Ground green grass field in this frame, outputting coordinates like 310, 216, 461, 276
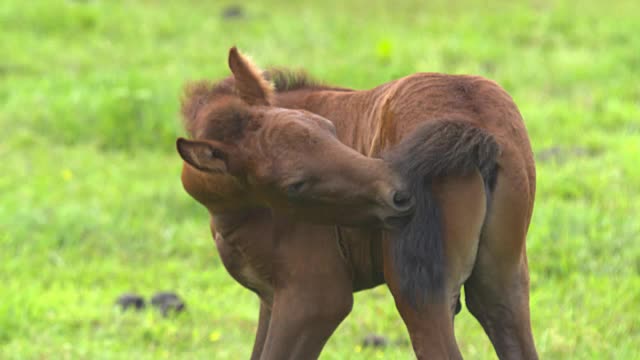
2, 0, 639, 358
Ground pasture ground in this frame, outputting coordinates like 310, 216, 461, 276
2, 0, 639, 358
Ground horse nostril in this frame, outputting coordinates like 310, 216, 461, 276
392, 190, 413, 208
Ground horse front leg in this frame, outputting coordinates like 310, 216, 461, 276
258, 223, 354, 360
258, 283, 352, 360
249, 300, 271, 360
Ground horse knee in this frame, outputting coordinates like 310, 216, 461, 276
279, 287, 353, 327
309, 292, 353, 325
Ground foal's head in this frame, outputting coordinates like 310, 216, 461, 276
177, 47, 413, 228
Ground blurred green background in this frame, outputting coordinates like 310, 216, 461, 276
1, 0, 639, 358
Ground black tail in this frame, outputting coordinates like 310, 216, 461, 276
383, 119, 500, 307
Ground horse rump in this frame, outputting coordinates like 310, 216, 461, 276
383, 119, 500, 307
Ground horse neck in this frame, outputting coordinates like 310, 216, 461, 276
210, 207, 271, 239
275, 85, 394, 156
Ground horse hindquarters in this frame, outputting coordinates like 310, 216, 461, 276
381, 118, 499, 359
463, 159, 539, 359
383, 171, 487, 359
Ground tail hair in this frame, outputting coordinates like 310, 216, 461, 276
383, 119, 500, 307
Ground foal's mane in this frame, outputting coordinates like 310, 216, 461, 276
180, 68, 350, 137
265, 68, 350, 93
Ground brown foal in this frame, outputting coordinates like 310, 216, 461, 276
177, 47, 538, 359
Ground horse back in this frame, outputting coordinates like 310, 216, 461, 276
380, 72, 536, 207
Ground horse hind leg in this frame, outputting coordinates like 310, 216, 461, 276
384, 249, 461, 358
464, 170, 539, 359
385, 287, 462, 360
383, 172, 487, 359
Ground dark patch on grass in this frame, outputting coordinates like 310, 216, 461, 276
116, 293, 146, 312
362, 334, 389, 348
221, 5, 244, 20
151, 292, 186, 317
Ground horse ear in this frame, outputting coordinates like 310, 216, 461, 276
228, 47, 273, 106
176, 137, 236, 174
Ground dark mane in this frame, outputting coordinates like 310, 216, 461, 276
180, 68, 350, 138
264, 68, 351, 92
181, 78, 236, 137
